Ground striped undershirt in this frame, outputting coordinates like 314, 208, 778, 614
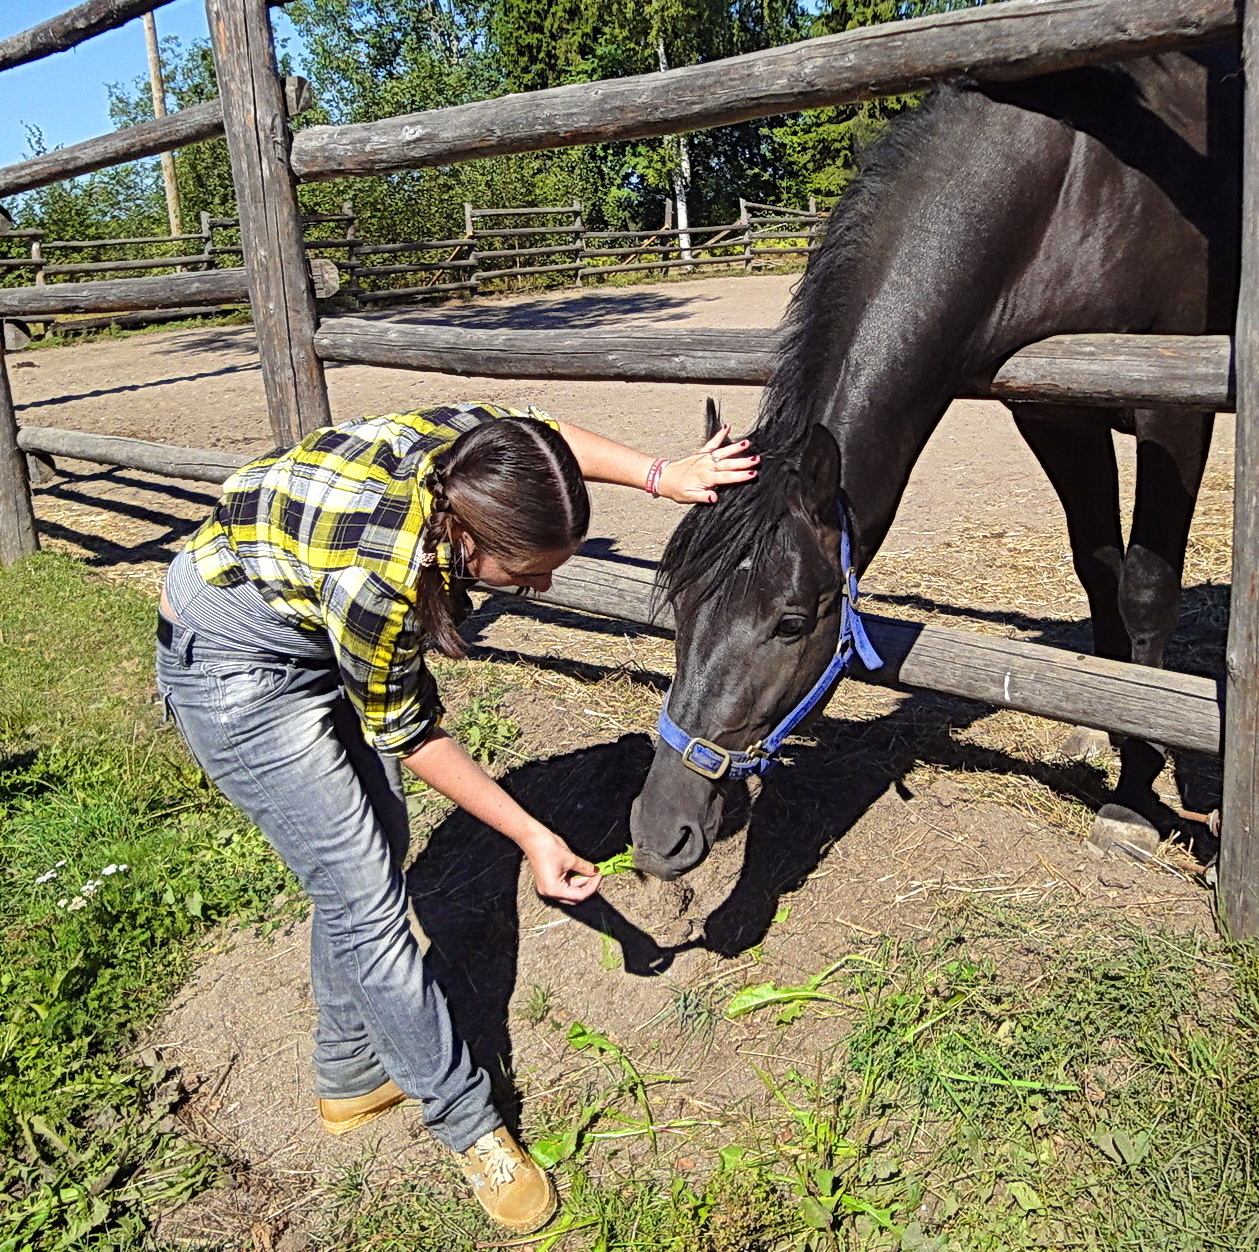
165, 547, 332, 660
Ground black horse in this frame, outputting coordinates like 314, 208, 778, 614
630, 47, 1241, 880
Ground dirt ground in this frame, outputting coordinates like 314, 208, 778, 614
8, 273, 1233, 1247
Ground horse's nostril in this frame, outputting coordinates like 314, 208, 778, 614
665, 825, 697, 861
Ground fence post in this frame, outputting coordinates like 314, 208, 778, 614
199, 210, 213, 269
30, 235, 43, 286
1221, 3, 1259, 940
739, 198, 752, 272
571, 201, 584, 288
342, 198, 361, 300
0, 338, 38, 565
205, 0, 330, 445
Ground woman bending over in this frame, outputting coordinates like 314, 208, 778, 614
156, 402, 756, 1234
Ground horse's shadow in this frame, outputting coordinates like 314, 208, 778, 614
407, 579, 1227, 1117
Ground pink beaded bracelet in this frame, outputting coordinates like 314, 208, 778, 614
644, 457, 669, 497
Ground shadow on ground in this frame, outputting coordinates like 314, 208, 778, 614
409, 577, 1226, 1120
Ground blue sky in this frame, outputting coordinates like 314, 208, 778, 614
0, 1, 302, 167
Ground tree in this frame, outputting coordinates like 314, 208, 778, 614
771, 0, 993, 205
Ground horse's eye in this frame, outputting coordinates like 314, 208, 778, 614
774, 615, 807, 639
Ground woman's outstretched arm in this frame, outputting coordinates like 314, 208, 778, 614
556, 420, 759, 505
402, 728, 601, 905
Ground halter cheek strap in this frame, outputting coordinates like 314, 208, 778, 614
656, 507, 883, 781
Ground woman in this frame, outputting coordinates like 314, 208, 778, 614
155, 402, 757, 1233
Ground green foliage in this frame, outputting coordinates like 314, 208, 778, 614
3, 124, 165, 277
0, 555, 295, 1249
772, 1, 996, 204
445, 685, 521, 765
3, 0, 996, 259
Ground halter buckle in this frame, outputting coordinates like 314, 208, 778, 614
681, 737, 733, 780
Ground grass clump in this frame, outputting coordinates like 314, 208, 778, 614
320, 905, 1259, 1251
726, 907, 1259, 1251
0, 554, 293, 1249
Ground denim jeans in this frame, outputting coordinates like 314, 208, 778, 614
155, 610, 498, 1152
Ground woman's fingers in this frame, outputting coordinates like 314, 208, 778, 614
699, 423, 731, 452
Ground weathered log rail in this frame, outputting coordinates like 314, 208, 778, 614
0, 259, 338, 317
0, 77, 311, 200
498, 554, 1223, 756
0, 0, 290, 73
290, 0, 1240, 180
16, 426, 247, 483
311, 323, 1238, 412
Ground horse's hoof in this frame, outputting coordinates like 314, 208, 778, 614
1088, 803, 1160, 862
1061, 726, 1112, 762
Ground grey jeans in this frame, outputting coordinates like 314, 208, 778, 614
155, 611, 498, 1152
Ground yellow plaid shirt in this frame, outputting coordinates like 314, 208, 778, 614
185, 402, 553, 756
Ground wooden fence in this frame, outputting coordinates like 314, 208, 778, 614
0, 196, 823, 326
0, 0, 1256, 936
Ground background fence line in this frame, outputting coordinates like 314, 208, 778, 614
0, 196, 826, 335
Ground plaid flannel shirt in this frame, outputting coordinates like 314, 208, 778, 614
184, 402, 555, 756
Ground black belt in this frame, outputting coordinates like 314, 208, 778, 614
157, 614, 177, 649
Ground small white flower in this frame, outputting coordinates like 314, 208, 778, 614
55, 859, 66, 868
81, 880, 103, 897
101, 863, 129, 876
56, 897, 68, 909
67, 897, 87, 911
34, 869, 58, 884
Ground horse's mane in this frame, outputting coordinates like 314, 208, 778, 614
658, 88, 959, 605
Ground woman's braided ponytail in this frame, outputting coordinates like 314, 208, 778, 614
417, 416, 588, 658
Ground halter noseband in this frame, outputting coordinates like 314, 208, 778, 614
655, 506, 883, 781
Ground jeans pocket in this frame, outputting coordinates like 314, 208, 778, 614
199, 660, 293, 715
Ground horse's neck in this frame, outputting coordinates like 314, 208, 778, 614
801, 56, 1228, 573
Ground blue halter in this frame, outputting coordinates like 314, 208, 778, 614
656, 508, 883, 781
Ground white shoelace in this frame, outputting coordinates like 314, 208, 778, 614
468, 1134, 519, 1189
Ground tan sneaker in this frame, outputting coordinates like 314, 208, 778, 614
318, 1079, 408, 1135
457, 1126, 558, 1233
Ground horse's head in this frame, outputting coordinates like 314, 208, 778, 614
631, 419, 845, 879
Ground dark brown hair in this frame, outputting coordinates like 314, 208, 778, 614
418, 416, 589, 657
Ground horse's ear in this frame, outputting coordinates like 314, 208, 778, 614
704, 397, 722, 441
797, 424, 840, 518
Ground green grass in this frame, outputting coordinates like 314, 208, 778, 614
324, 904, 1259, 1252
3, 554, 1258, 1251
0, 554, 293, 1250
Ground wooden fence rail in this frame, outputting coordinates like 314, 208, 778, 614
0, 77, 311, 200
0, 201, 825, 314
311, 323, 1237, 412
520, 554, 1222, 757
289, 0, 1238, 180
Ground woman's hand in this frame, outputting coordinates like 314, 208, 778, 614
659, 425, 760, 504
520, 829, 602, 904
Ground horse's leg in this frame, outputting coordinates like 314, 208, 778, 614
1010, 404, 1127, 759
1110, 408, 1215, 828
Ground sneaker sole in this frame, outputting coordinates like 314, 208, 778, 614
318, 1091, 407, 1136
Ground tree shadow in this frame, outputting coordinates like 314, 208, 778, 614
30, 468, 217, 569
350, 288, 717, 332
15, 360, 262, 411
